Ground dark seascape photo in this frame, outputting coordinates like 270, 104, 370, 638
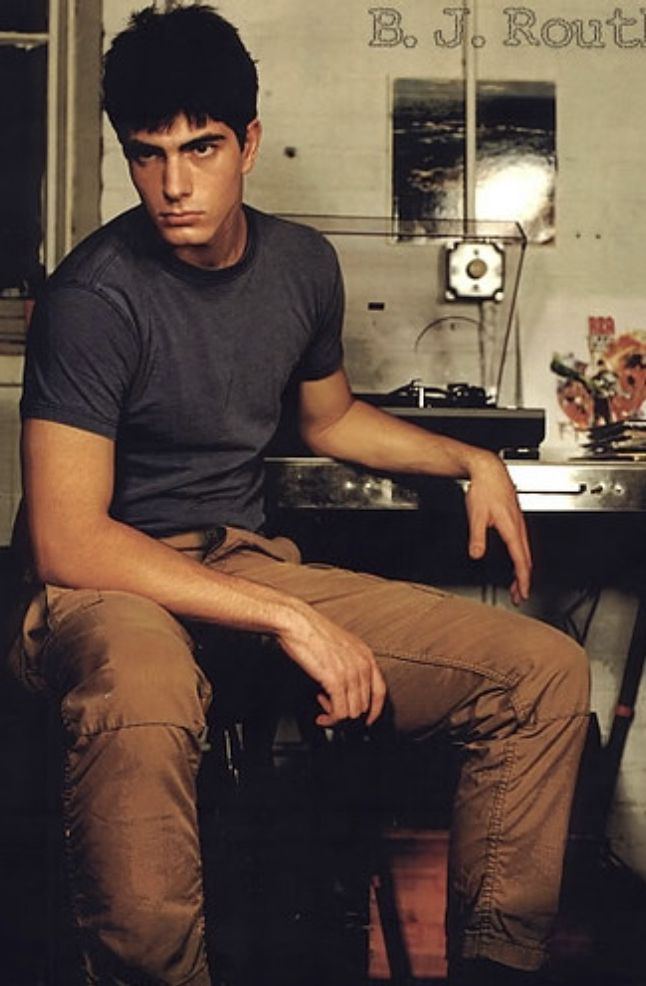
393, 78, 556, 244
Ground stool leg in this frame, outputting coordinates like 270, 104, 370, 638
372, 853, 414, 986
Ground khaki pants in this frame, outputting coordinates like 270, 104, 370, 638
9, 526, 590, 985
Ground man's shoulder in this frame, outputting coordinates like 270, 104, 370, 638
248, 206, 338, 268
50, 207, 152, 294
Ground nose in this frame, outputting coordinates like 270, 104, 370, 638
162, 154, 191, 202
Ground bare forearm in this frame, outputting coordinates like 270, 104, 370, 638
28, 512, 388, 724
302, 395, 531, 601
29, 512, 306, 637
303, 397, 495, 480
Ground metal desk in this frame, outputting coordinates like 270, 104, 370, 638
265, 457, 646, 514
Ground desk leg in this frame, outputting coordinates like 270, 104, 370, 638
599, 594, 646, 828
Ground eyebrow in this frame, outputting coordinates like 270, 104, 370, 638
124, 131, 226, 159
179, 133, 226, 152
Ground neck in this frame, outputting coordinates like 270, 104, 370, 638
173, 206, 248, 270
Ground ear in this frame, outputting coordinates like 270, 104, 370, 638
241, 118, 262, 175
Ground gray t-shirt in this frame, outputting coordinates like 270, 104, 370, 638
21, 205, 344, 536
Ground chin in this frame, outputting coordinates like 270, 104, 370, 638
158, 228, 207, 247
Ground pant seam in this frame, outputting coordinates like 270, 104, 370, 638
376, 652, 590, 726
375, 648, 527, 719
375, 648, 520, 687
462, 928, 548, 967
60, 719, 206, 737
530, 709, 590, 724
60, 748, 92, 984
476, 736, 517, 930
463, 932, 547, 954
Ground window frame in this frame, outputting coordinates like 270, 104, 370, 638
0, 0, 102, 353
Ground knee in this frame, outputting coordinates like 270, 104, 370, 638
93, 906, 206, 984
523, 623, 590, 719
48, 590, 210, 735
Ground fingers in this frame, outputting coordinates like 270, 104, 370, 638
493, 523, 532, 603
278, 607, 387, 729
466, 477, 532, 602
466, 484, 494, 561
325, 662, 386, 726
467, 510, 487, 561
315, 692, 335, 727
366, 664, 387, 725
510, 574, 532, 607
314, 649, 386, 728
495, 503, 532, 602
508, 523, 532, 602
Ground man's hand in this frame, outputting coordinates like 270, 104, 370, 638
276, 606, 387, 728
298, 372, 533, 605
464, 452, 532, 605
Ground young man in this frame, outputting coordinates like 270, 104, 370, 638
12, 5, 589, 985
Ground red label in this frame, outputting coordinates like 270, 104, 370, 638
588, 316, 615, 336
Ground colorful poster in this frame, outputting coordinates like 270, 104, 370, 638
552, 316, 646, 431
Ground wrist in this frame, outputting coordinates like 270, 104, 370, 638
463, 446, 502, 482
269, 595, 314, 641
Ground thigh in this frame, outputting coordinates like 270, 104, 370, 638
210, 542, 588, 736
12, 585, 211, 736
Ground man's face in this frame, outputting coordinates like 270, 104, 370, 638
124, 114, 261, 268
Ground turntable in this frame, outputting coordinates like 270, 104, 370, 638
355, 380, 544, 458
268, 378, 544, 459
270, 215, 544, 459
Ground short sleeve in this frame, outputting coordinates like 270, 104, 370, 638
295, 241, 345, 382
21, 284, 140, 439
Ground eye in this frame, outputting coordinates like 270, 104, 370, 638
125, 143, 161, 165
191, 141, 217, 158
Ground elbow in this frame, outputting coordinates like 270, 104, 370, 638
29, 532, 70, 586
300, 426, 345, 460
299, 425, 330, 458
299, 412, 350, 458
27, 516, 102, 588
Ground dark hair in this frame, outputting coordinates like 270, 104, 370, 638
102, 3, 258, 147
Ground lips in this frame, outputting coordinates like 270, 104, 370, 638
160, 211, 203, 225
